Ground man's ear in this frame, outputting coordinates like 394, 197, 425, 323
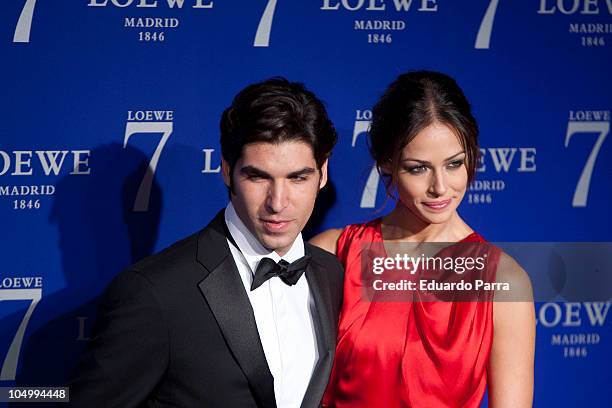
221, 158, 231, 187
319, 159, 329, 189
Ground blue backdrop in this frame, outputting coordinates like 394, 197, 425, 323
1, 0, 611, 406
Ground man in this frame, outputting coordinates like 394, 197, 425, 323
68, 78, 343, 407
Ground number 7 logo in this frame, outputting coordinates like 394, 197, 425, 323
254, 0, 278, 47
475, 0, 499, 49
124, 122, 173, 212
565, 121, 609, 207
14, 0, 38, 43
353, 120, 380, 209
1, 289, 42, 381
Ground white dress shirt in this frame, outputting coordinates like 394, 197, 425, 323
224, 203, 319, 408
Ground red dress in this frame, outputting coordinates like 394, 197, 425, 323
323, 219, 501, 408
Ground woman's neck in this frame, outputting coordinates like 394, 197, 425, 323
381, 205, 473, 243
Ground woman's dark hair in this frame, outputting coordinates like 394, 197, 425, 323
220, 77, 337, 189
368, 70, 479, 195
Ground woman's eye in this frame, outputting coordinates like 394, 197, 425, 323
406, 165, 427, 174
447, 160, 464, 169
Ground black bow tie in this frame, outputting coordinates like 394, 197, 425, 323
250, 255, 311, 291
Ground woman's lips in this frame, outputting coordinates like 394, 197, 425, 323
422, 199, 451, 211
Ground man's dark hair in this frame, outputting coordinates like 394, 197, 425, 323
220, 77, 337, 191
369, 70, 480, 194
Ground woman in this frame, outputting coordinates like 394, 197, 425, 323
311, 71, 535, 407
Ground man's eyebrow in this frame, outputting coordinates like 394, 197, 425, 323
401, 151, 465, 164
287, 167, 316, 178
239, 166, 271, 178
239, 166, 317, 178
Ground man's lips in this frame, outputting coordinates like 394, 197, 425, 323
260, 218, 293, 232
421, 199, 451, 211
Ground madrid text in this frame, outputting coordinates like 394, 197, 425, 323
0, 150, 91, 211
89, 0, 213, 43
538, 0, 612, 47
467, 147, 536, 205
538, 301, 610, 358
321, 0, 438, 45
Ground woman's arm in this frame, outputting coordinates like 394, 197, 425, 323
488, 253, 536, 408
309, 228, 343, 255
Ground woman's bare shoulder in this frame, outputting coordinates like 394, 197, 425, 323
496, 252, 533, 301
309, 228, 344, 255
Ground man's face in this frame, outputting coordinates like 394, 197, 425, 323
222, 141, 328, 256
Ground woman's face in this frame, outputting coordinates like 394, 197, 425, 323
392, 123, 469, 225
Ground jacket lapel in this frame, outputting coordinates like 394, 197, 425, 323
301, 246, 337, 408
196, 211, 276, 408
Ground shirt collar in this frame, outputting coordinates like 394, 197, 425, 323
224, 202, 305, 274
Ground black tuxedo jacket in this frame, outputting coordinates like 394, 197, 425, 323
68, 211, 344, 408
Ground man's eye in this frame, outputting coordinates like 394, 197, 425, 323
290, 176, 308, 182
247, 175, 264, 181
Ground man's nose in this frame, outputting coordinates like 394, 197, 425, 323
265, 180, 289, 213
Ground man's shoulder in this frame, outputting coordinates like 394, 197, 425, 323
131, 231, 200, 276
305, 242, 344, 304
104, 232, 202, 297
305, 242, 342, 271
127, 209, 227, 283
